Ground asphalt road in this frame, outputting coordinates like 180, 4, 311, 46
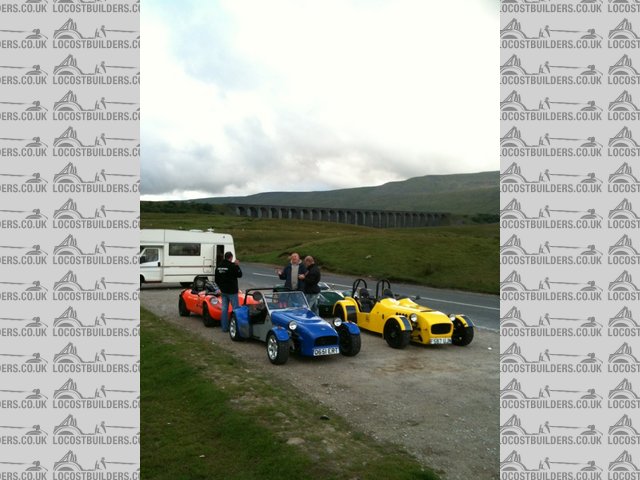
143, 262, 499, 331
241, 262, 500, 332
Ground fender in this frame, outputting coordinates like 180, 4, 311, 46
389, 315, 412, 331
270, 326, 291, 342
452, 314, 474, 328
339, 321, 360, 335
333, 299, 358, 323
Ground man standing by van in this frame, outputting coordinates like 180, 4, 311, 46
214, 251, 242, 333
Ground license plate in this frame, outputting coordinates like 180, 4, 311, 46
313, 347, 340, 356
430, 338, 452, 345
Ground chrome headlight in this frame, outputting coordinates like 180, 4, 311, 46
449, 314, 456, 321
210, 297, 219, 305
333, 317, 342, 327
288, 321, 298, 331
409, 313, 418, 323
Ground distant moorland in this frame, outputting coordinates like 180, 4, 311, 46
145, 170, 499, 217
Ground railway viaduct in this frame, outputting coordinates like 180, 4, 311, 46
227, 204, 450, 228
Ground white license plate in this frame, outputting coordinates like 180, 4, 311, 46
313, 347, 340, 356
430, 338, 452, 345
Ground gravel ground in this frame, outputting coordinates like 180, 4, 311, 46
141, 285, 499, 480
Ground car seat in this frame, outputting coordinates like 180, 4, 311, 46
358, 288, 375, 313
381, 288, 394, 299
191, 276, 207, 293
249, 302, 267, 323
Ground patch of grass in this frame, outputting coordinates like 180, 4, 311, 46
140, 213, 498, 294
141, 307, 440, 480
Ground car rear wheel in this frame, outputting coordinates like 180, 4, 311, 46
178, 297, 190, 317
338, 327, 361, 357
452, 322, 474, 346
266, 332, 289, 365
384, 320, 410, 349
202, 305, 215, 328
229, 314, 242, 342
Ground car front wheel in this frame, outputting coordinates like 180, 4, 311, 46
266, 332, 289, 365
452, 322, 474, 346
338, 327, 361, 356
384, 320, 410, 349
202, 305, 215, 328
178, 297, 190, 317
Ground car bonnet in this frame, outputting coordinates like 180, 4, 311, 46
271, 309, 338, 335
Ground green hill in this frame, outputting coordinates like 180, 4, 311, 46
190, 171, 498, 215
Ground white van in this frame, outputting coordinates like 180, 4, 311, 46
139, 229, 235, 286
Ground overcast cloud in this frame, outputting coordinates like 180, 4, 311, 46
141, 0, 498, 200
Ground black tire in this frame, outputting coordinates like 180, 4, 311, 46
338, 327, 361, 357
384, 320, 410, 349
178, 297, 190, 317
202, 305, 215, 328
180, 282, 192, 287
229, 314, 242, 342
266, 332, 289, 365
452, 322, 474, 346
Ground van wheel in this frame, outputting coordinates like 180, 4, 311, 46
180, 282, 191, 287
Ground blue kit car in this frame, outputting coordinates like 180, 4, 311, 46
229, 289, 361, 364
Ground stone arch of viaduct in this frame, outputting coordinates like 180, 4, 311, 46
227, 204, 450, 228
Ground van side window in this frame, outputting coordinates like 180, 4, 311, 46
143, 248, 159, 263
168, 243, 201, 256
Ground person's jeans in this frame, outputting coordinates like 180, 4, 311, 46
220, 293, 239, 331
305, 293, 319, 315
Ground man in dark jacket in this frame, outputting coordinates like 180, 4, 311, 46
276, 252, 307, 290
214, 251, 242, 333
299, 255, 321, 314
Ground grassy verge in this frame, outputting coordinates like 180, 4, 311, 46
141, 307, 440, 480
140, 213, 499, 294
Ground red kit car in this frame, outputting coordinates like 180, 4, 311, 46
178, 276, 256, 327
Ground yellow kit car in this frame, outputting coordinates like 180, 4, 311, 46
333, 279, 474, 349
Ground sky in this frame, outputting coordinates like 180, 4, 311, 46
141, 0, 498, 201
